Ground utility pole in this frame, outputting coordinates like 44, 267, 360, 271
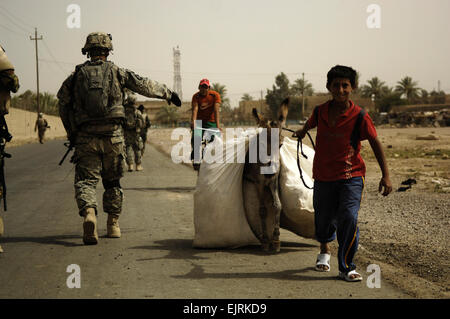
301, 72, 305, 119
438, 80, 441, 92
30, 28, 43, 114
260, 90, 263, 113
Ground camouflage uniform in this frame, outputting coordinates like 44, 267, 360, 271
57, 33, 178, 221
124, 102, 144, 170
138, 105, 151, 155
0, 45, 19, 252
34, 113, 49, 144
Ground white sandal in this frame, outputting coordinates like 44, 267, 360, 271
339, 270, 363, 282
315, 253, 331, 272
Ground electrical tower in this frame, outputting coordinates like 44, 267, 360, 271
172, 46, 182, 101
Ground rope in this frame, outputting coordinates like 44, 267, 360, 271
282, 127, 315, 189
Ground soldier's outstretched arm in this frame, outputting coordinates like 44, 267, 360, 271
119, 69, 181, 106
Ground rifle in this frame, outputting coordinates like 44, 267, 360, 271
59, 141, 74, 166
0, 115, 12, 211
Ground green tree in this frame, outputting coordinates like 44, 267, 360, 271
211, 83, 231, 109
429, 90, 446, 104
210, 82, 233, 122
291, 78, 314, 97
360, 77, 389, 99
240, 93, 253, 102
420, 89, 429, 104
395, 76, 420, 102
265, 72, 290, 118
155, 105, 179, 124
10, 90, 59, 115
377, 92, 406, 113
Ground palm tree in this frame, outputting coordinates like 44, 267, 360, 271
395, 76, 420, 102
211, 82, 231, 108
360, 77, 388, 100
241, 93, 253, 102
291, 78, 314, 96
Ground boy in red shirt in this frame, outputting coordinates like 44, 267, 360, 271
190, 78, 221, 169
294, 65, 392, 282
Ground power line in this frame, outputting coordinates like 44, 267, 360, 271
0, 5, 34, 30
41, 39, 70, 75
0, 23, 28, 38
0, 10, 33, 34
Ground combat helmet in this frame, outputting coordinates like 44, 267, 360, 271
0, 45, 14, 72
82, 32, 113, 55
125, 95, 137, 106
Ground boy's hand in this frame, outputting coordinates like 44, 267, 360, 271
378, 176, 393, 196
292, 128, 306, 139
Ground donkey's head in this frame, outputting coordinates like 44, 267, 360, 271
245, 98, 289, 182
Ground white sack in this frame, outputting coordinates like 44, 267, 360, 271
279, 137, 315, 239
193, 130, 260, 248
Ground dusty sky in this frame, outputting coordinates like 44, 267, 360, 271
1, 0, 449, 107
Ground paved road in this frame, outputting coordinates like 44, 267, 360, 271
0, 140, 410, 299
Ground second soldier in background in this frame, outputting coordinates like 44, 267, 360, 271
124, 96, 144, 172
138, 104, 151, 155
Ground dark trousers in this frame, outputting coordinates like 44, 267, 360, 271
313, 177, 364, 273
190, 121, 219, 163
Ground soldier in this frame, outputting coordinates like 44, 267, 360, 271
34, 112, 50, 144
138, 104, 151, 155
124, 97, 144, 172
57, 32, 181, 245
0, 45, 19, 253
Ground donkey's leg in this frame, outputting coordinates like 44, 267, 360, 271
243, 179, 264, 244
259, 204, 270, 251
266, 180, 282, 252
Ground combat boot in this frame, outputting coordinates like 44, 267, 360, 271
136, 164, 143, 171
107, 214, 121, 238
128, 164, 134, 172
82, 208, 98, 245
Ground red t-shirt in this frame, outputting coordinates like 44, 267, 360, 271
306, 100, 377, 181
192, 90, 221, 122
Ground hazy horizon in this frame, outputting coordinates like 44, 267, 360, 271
1, 0, 449, 108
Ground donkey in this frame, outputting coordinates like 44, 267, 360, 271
242, 98, 289, 253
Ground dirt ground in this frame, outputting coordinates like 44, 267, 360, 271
148, 125, 450, 298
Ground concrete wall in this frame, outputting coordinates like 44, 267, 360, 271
5, 108, 66, 146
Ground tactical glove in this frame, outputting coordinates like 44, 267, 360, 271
168, 92, 182, 107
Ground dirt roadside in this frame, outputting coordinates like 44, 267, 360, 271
148, 126, 450, 299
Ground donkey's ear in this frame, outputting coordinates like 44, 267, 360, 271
252, 108, 261, 123
278, 97, 290, 125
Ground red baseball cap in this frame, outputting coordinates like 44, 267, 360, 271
199, 78, 210, 87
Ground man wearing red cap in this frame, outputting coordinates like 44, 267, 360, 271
190, 78, 221, 170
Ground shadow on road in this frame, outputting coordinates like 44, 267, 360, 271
174, 263, 338, 282
123, 187, 195, 193
1, 234, 83, 247
130, 239, 330, 282
130, 238, 316, 261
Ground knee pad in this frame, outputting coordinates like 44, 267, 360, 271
102, 179, 121, 190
